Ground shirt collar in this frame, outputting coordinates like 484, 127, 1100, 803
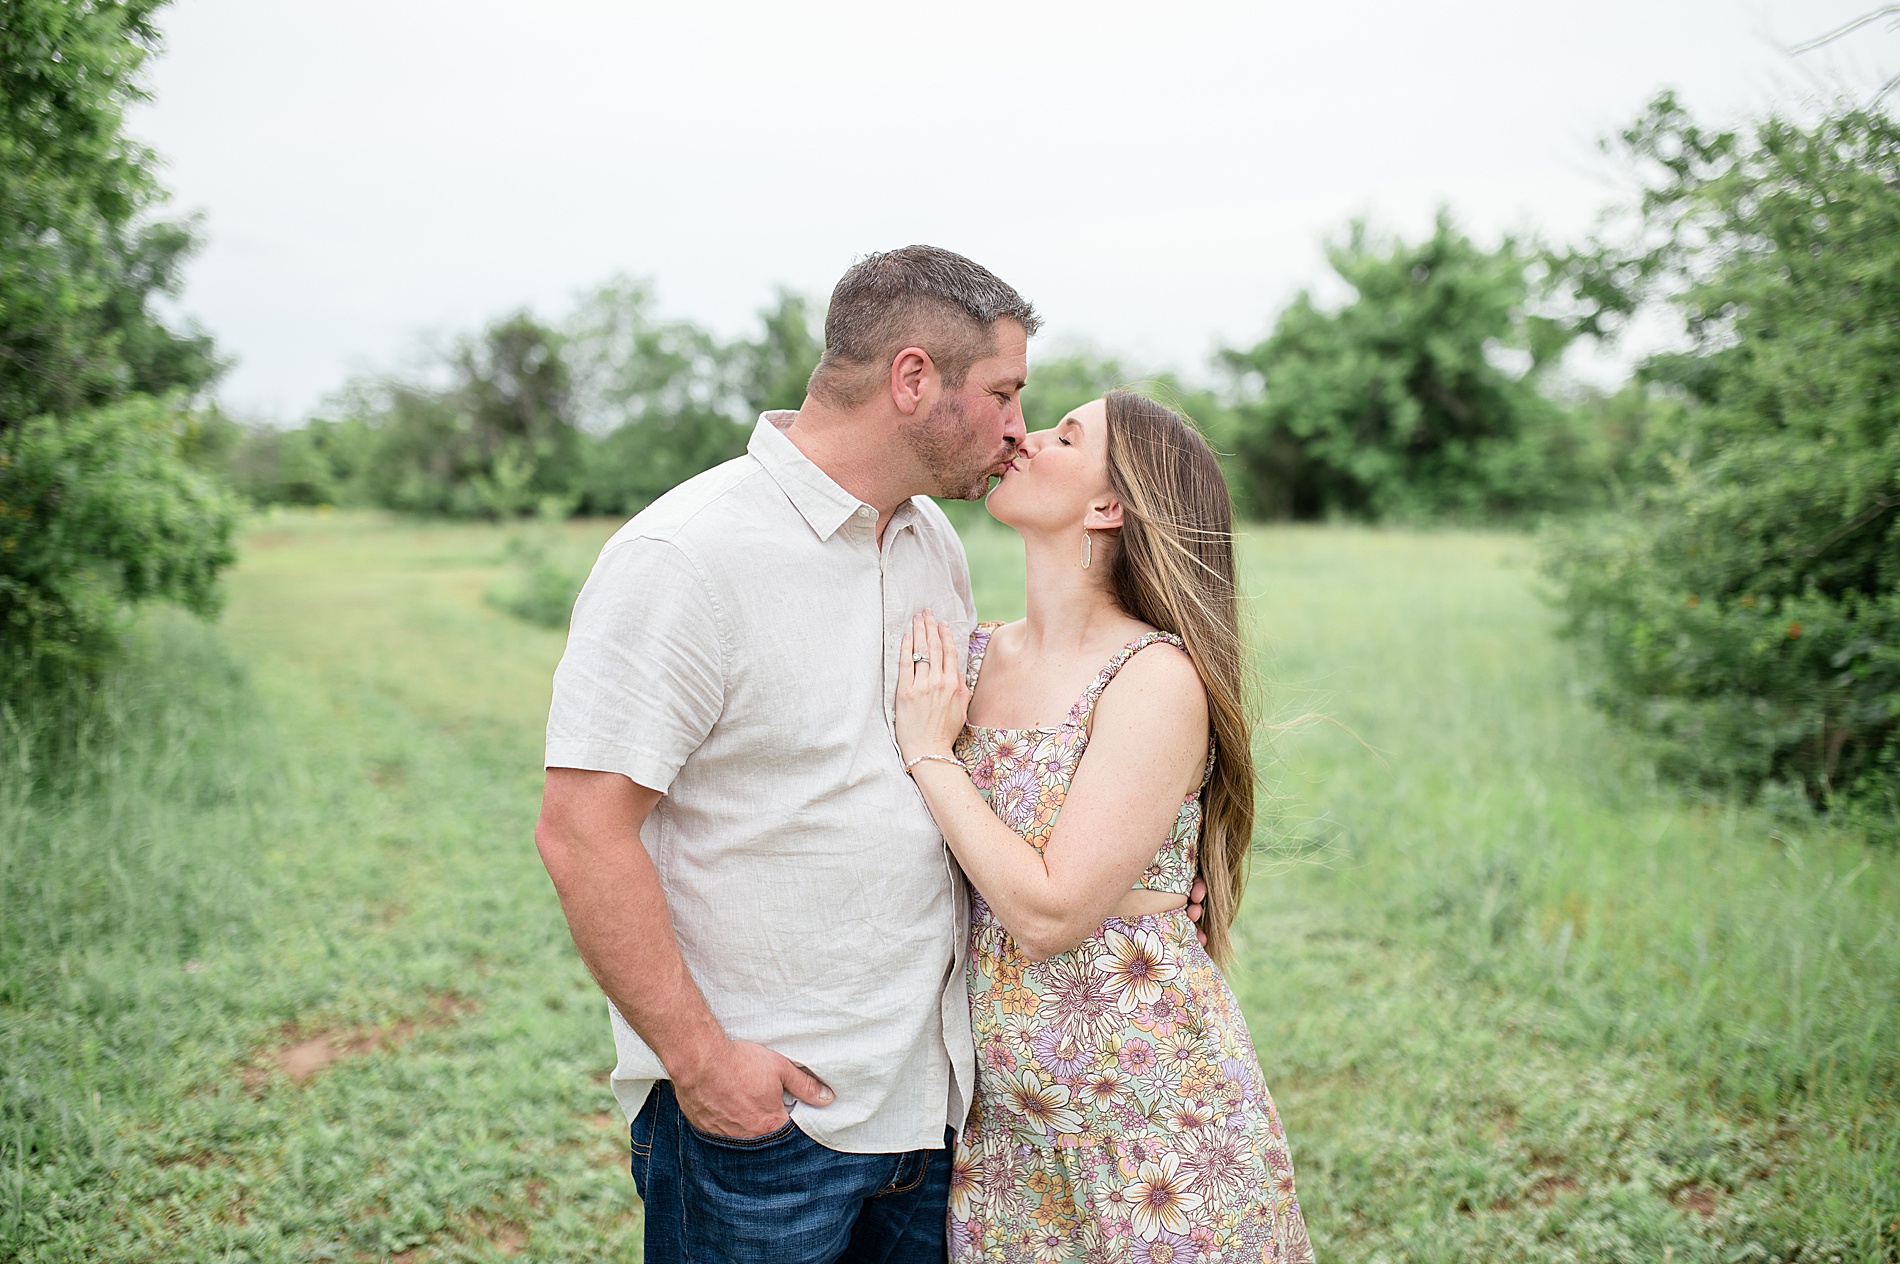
747, 411, 925, 542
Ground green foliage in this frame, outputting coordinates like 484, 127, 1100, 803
1546, 96, 1900, 820
564, 277, 750, 515
0, 396, 237, 696
220, 280, 827, 520
345, 310, 580, 519
1021, 348, 1138, 430
216, 414, 373, 506
0, 0, 234, 703
1221, 214, 1590, 521
483, 534, 587, 629
733, 287, 823, 415
0, 0, 220, 421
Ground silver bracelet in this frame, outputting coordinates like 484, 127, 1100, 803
903, 752, 964, 776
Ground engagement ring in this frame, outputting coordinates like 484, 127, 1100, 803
912, 653, 931, 664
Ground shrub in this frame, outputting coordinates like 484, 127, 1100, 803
0, 396, 239, 698
484, 536, 586, 630
1545, 96, 1900, 823
1220, 213, 1590, 521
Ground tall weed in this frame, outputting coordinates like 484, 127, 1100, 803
0, 610, 281, 1252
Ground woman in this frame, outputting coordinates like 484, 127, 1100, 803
895, 391, 1313, 1264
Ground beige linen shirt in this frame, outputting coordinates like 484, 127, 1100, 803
545, 412, 977, 1154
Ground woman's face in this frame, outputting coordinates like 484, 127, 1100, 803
985, 396, 1114, 533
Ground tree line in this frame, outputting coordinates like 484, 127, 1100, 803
2, 1, 1893, 827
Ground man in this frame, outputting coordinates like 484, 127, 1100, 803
536, 245, 1036, 1262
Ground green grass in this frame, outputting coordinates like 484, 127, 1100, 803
4, 511, 1895, 1262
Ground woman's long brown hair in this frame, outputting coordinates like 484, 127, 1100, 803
1101, 391, 1254, 967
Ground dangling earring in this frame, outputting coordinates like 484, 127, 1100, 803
1081, 530, 1092, 569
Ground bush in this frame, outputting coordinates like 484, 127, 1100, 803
1, 1, 237, 705
1220, 213, 1591, 521
483, 535, 586, 629
1545, 96, 1900, 823
0, 396, 238, 699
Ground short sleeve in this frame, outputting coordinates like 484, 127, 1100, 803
544, 536, 725, 792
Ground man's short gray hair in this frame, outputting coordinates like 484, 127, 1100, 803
808, 245, 1041, 406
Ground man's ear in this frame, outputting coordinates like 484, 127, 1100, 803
1083, 498, 1123, 531
888, 346, 936, 417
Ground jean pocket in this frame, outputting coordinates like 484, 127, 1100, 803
686, 1117, 799, 1149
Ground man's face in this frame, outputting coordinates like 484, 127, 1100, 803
903, 320, 1030, 501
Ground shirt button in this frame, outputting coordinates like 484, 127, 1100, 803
858, 506, 875, 519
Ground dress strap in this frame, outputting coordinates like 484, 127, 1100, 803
1066, 630, 1189, 729
965, 621, 1002, 692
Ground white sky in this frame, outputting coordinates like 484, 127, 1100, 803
134, 0, 1893, 423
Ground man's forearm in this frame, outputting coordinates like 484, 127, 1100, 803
534, 773, 728, 1081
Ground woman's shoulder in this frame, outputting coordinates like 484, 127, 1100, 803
1097, 631, 1204, 710
1113, 632, 1198, 680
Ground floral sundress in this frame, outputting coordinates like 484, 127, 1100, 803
948, 623, 1314, 1264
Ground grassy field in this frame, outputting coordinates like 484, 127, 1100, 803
3, 510, 1895, 1262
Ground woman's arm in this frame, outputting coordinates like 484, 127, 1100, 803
897, 612, 1209, 961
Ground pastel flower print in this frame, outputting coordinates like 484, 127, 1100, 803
989, 730, 1033, 765
1078, 1066, 1130, 1108
947, 625, 1313, 1261
1117, 1037, 1158, 1075
1000, 1069, 1085, 1138
1033, 1025, 1096, 1079
981, 1144, 1026, 1218
1133, 987, 1185, 1036
1160, 1031, 1201, 1072
1115, 1135, 1164, 1181
1043, 954, 1121, 1044
1031, 1226, 1074, 1263
1095, 927, 1179, 1012
991, 763, 1042, 830
948, 1148, 984, 1219
1132, 1230, 1194, 1264
1123, 1152, 1204, 1239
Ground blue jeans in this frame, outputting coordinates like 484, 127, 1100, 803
628, 1081, 952, 1264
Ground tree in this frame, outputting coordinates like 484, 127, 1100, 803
733, 289, 822, 417
1546, 95, 1900, 821
0, 0, 219, 421
564, 278, 750, 515
1221, 213, 1583, 521
0, 0, 236, 699
335, 311, 578, 518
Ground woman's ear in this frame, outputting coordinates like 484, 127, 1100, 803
1082, 498, 1123, 531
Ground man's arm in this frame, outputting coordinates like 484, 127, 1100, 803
535, 766, 832, 1137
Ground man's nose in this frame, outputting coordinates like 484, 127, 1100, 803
1004, 402, 1028, 447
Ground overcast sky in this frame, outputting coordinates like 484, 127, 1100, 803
133, 0, 1891, 423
